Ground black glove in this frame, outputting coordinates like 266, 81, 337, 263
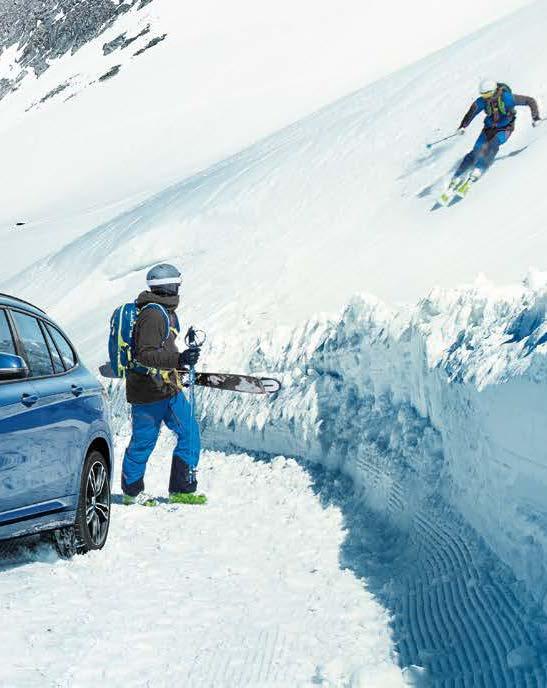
179, 347, 200, 368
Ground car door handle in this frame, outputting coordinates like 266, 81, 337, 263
71, 385, 84, 397
21, 393, 39, 407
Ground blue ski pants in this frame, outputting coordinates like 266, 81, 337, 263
122, 392, 200, 495
456, 128, 512, 177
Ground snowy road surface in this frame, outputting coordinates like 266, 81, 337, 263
0, 443, 402, 688
2, 436, 546, 686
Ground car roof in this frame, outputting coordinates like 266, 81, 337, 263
0, 292, 47, 317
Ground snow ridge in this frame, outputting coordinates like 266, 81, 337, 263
191, 275, 547, 681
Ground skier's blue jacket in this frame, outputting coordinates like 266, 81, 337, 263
460, 89, 539, 131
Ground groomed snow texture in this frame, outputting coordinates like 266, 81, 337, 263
0, 444, 402, 688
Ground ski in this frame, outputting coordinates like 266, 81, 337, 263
432, 176, 462, 210
99, 362, 281, 395
432, 189, 457, 210
432, 169, 481, 210
191, 372, 281, 394
453, 173, 479, 200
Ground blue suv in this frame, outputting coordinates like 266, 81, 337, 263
0, 293, 113, 556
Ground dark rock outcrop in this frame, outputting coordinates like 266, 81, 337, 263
0, 0, 156, 101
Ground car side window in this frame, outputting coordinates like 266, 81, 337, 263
10, 311, 54, 377
0, 310, 16, 355
46, 324, 77, 371
42, 324, 64, 374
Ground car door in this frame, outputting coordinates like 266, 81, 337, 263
41, 321, 101, 498
0, 308, 45, 515
8, 309, 81, 504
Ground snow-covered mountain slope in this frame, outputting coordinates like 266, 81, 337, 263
8, 1, 547, 360
0, 0, 533, 276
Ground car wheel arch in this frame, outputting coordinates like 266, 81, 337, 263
86, 436, 112, 476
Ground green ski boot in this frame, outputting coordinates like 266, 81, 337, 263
169, 492, 207, 505
123, 493, 158, 507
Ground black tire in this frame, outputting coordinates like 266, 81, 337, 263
53, 449, 111, 558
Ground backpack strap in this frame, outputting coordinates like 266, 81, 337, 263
139, 303, 171, 344
172, 312, 180, 338
130, 303, 178, 379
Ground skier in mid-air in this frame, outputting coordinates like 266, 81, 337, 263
121, 263, 205, 506
441, 79, 541, 202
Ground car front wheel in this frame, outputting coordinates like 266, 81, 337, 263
54, 449, 111, 558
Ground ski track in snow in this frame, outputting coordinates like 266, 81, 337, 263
352, 456, 547, 687
0, 440, 402, 688
5, 447, 546, 688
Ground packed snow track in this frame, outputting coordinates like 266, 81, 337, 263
353, 457, 547, 687
0, 445, 401, 688
2, 424, 547, 686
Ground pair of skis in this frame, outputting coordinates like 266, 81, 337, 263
432, 169, 480, 210
424, 130, 480, 210
426, 117, 545, 211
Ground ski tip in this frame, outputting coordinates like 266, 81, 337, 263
432, 192, 455, 211
260, 378, 282, 394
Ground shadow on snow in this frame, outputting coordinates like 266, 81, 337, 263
0, 534, 58, 573
246, 450, 547, 688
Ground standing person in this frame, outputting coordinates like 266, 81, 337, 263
121, 263, 205, 506
448, 79, 541, 195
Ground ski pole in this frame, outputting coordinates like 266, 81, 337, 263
426, 131, 463, 149
185, 326, 198, 483
184, 326, 206, 479
185, 326, 198, 416
184, 327, 206, 417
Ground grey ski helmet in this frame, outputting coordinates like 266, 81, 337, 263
146, 263, 182, 296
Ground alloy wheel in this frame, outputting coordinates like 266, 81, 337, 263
85, 461, 110, 547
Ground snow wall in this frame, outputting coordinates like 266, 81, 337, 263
189, 271, 547, 614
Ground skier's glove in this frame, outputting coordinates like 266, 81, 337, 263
179, 347, 200, 368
